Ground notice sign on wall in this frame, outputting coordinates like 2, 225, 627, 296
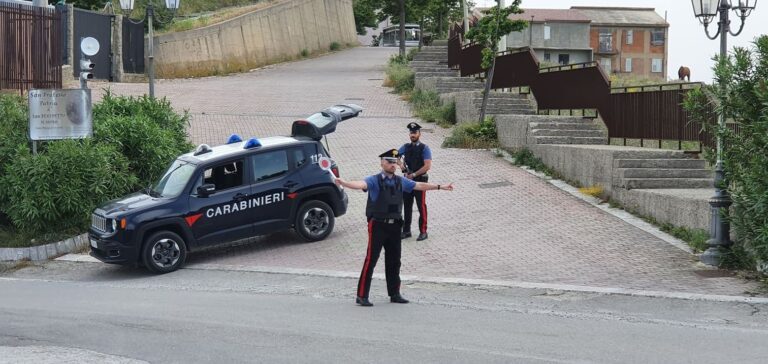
28, 89, 92, 141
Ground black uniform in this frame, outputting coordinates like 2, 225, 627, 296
357, 173, 409, 300
402, 142, 429, 235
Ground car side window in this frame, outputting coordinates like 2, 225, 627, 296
201, 159, 244, 192
293, 148, 307, 168
252, 150, 289, 182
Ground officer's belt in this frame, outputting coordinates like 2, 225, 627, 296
370, 218, 402, 224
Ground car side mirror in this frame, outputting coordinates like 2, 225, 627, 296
197, 184, 216, 197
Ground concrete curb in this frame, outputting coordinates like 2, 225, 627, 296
0, 233, 89, 262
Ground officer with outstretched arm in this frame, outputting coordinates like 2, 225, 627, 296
334, 149, 454, 307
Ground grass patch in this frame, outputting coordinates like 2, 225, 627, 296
578, 185, 605, 199
160, 1, 278, 34
410, 89, 456, 126
443, 117, 499, 149
300, 48, 309, 58
330, 42, 341, 51
384, 62, 414, 94
0, 224, 81, 248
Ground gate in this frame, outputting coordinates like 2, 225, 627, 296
73, 8, 112, 80
122, 19, 144, 74
0, 2, 62, 92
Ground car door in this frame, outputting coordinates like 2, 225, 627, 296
250, 149, 300, 234
188, 158, 254, 246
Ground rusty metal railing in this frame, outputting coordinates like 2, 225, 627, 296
0, 2, 62, 94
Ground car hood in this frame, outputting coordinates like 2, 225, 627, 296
97, 192, 168, 216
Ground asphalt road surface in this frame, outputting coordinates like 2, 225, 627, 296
2, 261, 768, 364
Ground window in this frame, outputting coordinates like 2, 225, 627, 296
599, 29, 613, 53
154, 160, 196, 198
625, 58, 632, 72
626, 30, 633, 45
544, 53, 551, 61
651, 29, 665, 45
293, 148, 307, 168
558, 54, 570, 65
600, 58, 612, 73
203, 159, 244, 192
544, 25, 551, 40
652, 58, 663, 73
252, 151, 288, 182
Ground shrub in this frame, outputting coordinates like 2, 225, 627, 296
93, 93, 193, 187
330, 42, 341, 51
409, 89, 456, 126
442, 117, 498, 149
385, 62, 414, 94
2, 140, 135, 234
579, 185, 604, 199
301, 48, 309, 58
0, 94, 29, 185
684, 35, 768, 268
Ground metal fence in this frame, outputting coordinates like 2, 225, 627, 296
447, 37, 717, 148
0, 2, 62, 93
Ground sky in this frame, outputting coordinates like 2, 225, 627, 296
475, 0, 768, 82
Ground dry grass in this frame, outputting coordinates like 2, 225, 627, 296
162, 0, 280, 34
578, 185, 605, 199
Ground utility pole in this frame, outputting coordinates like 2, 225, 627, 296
463, 0, 469, 37
399, 0, 406, 57
498, 0, 507, 52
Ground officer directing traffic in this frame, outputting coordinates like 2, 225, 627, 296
335, 149, 454, 307
399, 122, 432, 241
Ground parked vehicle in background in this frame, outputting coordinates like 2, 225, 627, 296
378, 24, 420, 47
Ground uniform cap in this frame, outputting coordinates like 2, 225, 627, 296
378, 149, 399, 158
407, 122, 422, 132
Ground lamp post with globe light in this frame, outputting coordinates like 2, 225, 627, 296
690, 0, 757, 265
118, 0, 181, 99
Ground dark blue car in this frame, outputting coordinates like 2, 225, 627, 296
88, 104, 362, 273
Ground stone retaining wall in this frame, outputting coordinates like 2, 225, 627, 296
0, 233, 89, 262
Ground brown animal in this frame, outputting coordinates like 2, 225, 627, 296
678, 66, 691, 81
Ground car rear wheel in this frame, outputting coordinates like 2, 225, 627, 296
142, 231, 187, 274
295, 200, 335, 242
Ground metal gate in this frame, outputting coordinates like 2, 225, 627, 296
122, 19, 144, 74
0, 2, 62, 92
73, 8, 112, 80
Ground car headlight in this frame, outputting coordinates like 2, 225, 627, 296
111, 219, 118, 232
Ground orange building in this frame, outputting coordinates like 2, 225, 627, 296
573, 7, 669, 79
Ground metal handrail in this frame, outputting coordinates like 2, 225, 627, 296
539, 61, 600, 73
611, 82, 703, 94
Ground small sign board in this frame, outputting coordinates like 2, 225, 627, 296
28, 89, 92, 141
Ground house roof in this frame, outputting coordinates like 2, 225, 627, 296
474, 8, 591, 23
571, 7, 668, 27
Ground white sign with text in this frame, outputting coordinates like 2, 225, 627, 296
28, 89, 92, 141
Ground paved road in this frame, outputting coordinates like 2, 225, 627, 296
84, 47, 762, 296
2, 262, 768, 363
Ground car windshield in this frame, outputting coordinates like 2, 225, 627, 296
152, 160, 196, 198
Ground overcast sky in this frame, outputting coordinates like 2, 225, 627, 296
475, 0, 767, 82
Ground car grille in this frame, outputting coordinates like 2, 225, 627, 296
91, 214, 110, 233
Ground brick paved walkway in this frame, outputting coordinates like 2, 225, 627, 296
94, 48, 761, 296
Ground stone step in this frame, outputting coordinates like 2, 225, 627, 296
612, 150, 696, 160
436, 88, 486, 93
473, 100, 532, 107
533, 136, 607, 145
619, 178, 713, 190
617, 168, 713, 179
483, 105, 535, 112
528, 122, 603, 130
530, 129, 606, 137
614, 159, 707, 169
415, 72, 461, 78
412, 67, 456, 73
486, 109, 536, 115
412, 56, 447, 61
436, 83, 484, 89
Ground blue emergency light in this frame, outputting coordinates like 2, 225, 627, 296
243, 138, 262, 149
227, 134, 243, 144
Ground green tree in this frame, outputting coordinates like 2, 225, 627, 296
353, 0, 379, 35
684, 35, 768, 267
464, 0, 527, 122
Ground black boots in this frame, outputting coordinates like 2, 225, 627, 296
356, 296, 373, 307
389, 294, 409, 304
416, 232, 428, 241
401, 231, 412, 239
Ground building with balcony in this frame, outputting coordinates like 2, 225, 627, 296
573, 7, 669, 79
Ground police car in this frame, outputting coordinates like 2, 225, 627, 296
88, 104, 361, 273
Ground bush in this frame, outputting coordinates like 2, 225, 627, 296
410, 89, 456, 126
442, 117, 498, 149
2, 140, 135, 234
301, 48, 309, 58
0, 94, 30, 207
330, 42, 341, 51
684, 35, 768, 268
93, 92, 193, 187
384, 62, 414, 94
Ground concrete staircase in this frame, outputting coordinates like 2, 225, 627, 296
613, 155, 713, 190
410, 46, 459, 78
528, 117, 607, 145
474, 92, 535, 116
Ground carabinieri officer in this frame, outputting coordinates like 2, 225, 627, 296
335, 149, 454, 307
399, 122, 432, 241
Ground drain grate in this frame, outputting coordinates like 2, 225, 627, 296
478, 181, 513, 189
693, 270, 736, 278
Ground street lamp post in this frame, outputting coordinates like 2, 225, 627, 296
690, 0, 756, 266
119, 0, 181, 99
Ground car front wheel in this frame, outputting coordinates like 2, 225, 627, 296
142, 231, 187, 274
295, 200, 335, 242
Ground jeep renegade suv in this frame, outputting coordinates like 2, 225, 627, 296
88, 104, 361, 273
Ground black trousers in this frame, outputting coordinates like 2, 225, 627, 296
357, 219, 402, 299
403, 189, 427, 234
